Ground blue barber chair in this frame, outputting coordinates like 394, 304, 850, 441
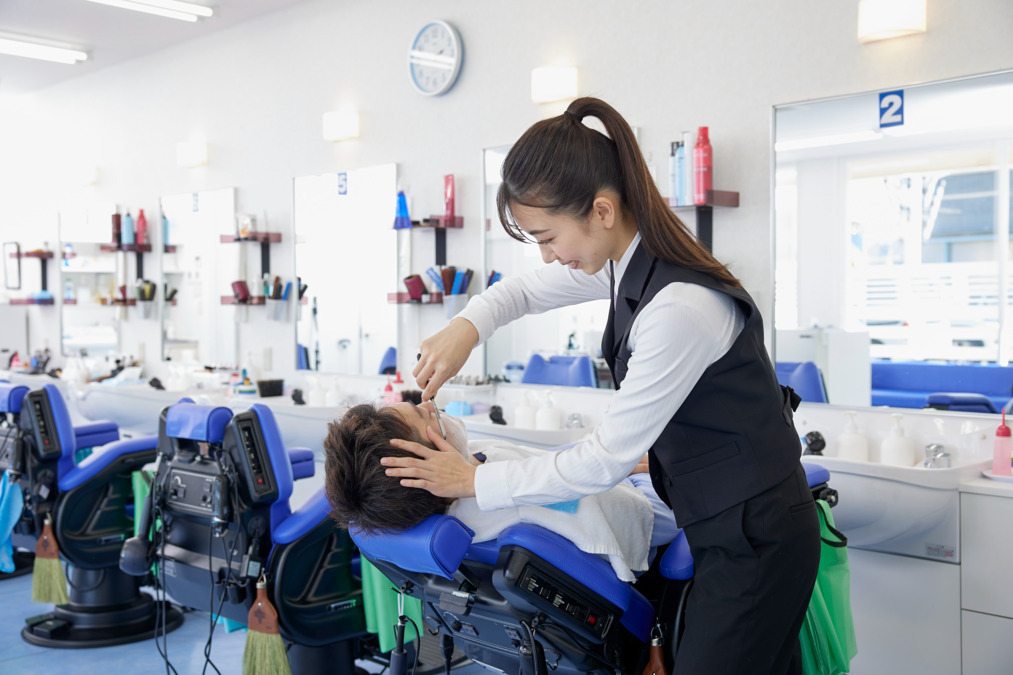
775, 361, 829, 404
4, 383, 185, 648
129, 401, 373, 673
522, 354, 597, 388
351, 462, 837, 674
925, 392, 1004, 414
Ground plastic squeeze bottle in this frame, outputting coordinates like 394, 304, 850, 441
836, 411, 870, 462
136, 209, 148, 245
992, 410, 1012, 476
693, 126, 712, 205
880, 413, 917, 467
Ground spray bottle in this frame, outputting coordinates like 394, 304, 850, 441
693, 126, 712, 205
991, 410, 1012, 476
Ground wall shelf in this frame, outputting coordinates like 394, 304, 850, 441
396, 217, 464, 266
10, 250, 54, 292
9, 298, 54, 305
220, 232, 282, 275
221, 295, 267, 306
388, 292, 443, 304
668, 190, 740, 251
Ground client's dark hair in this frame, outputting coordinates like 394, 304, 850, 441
324, 403, 450, 534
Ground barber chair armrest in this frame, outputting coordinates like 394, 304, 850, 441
287, 448, 315, 480
0, 383, 29, 413
58, 435, 158, 492
926, 392, 1000, 414
165, 402, 233, 443
802, 462, 830, 488
659, 531, 693, 580
350, 514, 475, 580
74, 420, 120, 450
273, 489, 329, 545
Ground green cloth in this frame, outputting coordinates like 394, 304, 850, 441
801, 499, 859, 675
361, 558, 422, 653
131, 470, 153, 537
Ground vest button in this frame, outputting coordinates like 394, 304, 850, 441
665, 476, 673, 485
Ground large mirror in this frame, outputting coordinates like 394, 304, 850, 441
482, 146, 611, 382
58, 196, 122, 358
773, 70, 1013, 409
160, 188, 237, 365
294, 164, 397, 374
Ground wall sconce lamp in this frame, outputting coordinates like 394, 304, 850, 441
858, 0, 927, 43
176, 141, 207, 168
322, 110, 360, 142
531, 66, 578, 103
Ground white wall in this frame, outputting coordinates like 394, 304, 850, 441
1, 0, 1011, 379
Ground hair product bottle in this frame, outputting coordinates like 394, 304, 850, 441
836, 411, 869, 462
682, 131, 694, 206
669, 142, 681, 205
880, 413, 916, 467
693, 126, 712, 205
991, 410, 1012, 476
136, 209, 147, 246
111, 212, 122, 244
121, 211, 135, 246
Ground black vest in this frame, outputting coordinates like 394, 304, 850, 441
602, 245, 801, 526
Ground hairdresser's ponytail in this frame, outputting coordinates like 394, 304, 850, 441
564, 99, 741, 289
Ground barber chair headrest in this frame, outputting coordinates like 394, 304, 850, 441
350, 514, 475, 580
0, 382, 29, 414
18, 385, 77, 477
223, 404, 295, 531
165, 402, 233, 444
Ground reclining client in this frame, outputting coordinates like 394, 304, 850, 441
324, 401, 678, 581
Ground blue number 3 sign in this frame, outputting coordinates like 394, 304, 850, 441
879, 90, 904, 128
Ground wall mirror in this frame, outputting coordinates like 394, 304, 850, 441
160, 187, 237, 365
3, 242, 21, 290
773, 69, 1013, 409
482, 145, 610, 381
58, 197, 122, 358
293, 164, 397, 374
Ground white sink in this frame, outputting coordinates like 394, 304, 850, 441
460, 414, 590, 449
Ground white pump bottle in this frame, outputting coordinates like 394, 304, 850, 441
836, 411, 869, 462
880, 413, 917, 467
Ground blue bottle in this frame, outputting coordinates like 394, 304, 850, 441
121, 212, 135, 246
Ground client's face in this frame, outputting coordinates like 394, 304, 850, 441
387, 401, 469, 457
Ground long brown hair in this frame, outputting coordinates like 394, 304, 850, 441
496, 97, 740, 289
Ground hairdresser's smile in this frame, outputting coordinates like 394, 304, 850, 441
510, 200, 619, 276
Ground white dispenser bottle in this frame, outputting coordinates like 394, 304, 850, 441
836, 411, 869, 462
880, 413, 917, 467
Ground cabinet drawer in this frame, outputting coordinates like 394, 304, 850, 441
961, 493, 1013, 617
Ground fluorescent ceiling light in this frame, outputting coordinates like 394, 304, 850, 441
775, 130, 883, 152
84, 0, 213, 22
0, 37, 88, 64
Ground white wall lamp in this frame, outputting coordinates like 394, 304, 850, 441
176, 141, 207, 168
858, 0, 927, 43
531, 66, 578, 103
84, 0, 213, 23
0, 34, 88, 64
322, 110, 360, 142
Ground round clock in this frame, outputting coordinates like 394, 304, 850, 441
407, 20, 463, 96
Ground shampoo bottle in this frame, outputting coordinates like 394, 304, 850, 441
669, 142, 681, 205
514, 395, 536, 429
382, 375, 401, 405
136, 209, 147, 245
880, 413, 917, 467
682, 131, 694, 206
991, 409, 1012, 476
836, 411, 870, 462
535, 394, 563, 431
693, 126, 713, 205
121, 211, 135, 246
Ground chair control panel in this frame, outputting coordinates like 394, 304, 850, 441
519, 568, 612, 640
24, 391, 62, 460
165, 468, 216, 516
226, 414, 278, 505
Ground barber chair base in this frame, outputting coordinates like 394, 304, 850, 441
0, 551, 35, 580
21, 566, 185, 648
287, 639, 371, 675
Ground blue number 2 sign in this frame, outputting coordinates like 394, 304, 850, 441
879, 90, 904, 128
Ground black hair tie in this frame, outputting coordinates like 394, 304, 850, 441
563, 110, 582, 123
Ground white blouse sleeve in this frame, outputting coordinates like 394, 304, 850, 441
474, 283, 743, 511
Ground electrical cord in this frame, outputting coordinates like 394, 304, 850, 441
202, 452, 242, 675
152, 472, 179, 675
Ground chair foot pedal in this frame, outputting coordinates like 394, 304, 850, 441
30, 618, 70, 639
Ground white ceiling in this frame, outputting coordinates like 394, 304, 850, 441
0, 0, 308, 95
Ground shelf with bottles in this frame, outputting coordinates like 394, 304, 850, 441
10, 249, 54, 260
220, 232, 281, 278
220, 295, 267, 306
9, 297, 55, 305
387, 292, 444, 305
666, 190, 739, 251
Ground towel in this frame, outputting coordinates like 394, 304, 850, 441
0, 470, 25, 573
448, 440, 654, 582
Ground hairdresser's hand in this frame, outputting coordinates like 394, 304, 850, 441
383, 424, 477, 498
414, 317, 479, 401
629, 454, 651, 475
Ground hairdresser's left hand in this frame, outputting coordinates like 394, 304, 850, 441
383, 425, 478, 498
629, 454, 651, 475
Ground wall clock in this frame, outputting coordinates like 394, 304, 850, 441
408, 20, 463, 96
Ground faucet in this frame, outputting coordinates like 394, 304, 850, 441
922, 443, 951, 469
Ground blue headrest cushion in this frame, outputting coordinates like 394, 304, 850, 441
802, 462, 830, 488
165, 402, 233, 443
350, 514, 475, 580
0, 383, 29, 414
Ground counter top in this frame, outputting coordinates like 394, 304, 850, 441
959, 475, 1013, 497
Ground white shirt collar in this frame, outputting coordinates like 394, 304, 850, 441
612, 231, 641, 294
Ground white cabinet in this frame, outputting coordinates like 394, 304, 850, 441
962, 610, 1013, 675
961, 492, 1013, 618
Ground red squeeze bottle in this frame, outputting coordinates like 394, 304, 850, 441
693, 126, 712, 205
136, 209, 148, 245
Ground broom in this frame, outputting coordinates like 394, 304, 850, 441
242, 575, 291, 675
32, 514, 68, 605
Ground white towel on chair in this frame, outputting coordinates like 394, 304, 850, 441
448, 440, 654, 582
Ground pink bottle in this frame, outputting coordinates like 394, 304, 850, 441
992, 410, 1012, 476
693, 126, 712, 205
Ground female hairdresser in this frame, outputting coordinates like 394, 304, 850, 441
383, 97, 820, 675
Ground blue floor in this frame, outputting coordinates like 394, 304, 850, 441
0, 572, 488, 674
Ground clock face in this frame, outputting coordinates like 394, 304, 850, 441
408, 20, 463, 96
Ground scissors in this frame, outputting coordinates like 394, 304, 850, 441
417, 351, 447, 440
